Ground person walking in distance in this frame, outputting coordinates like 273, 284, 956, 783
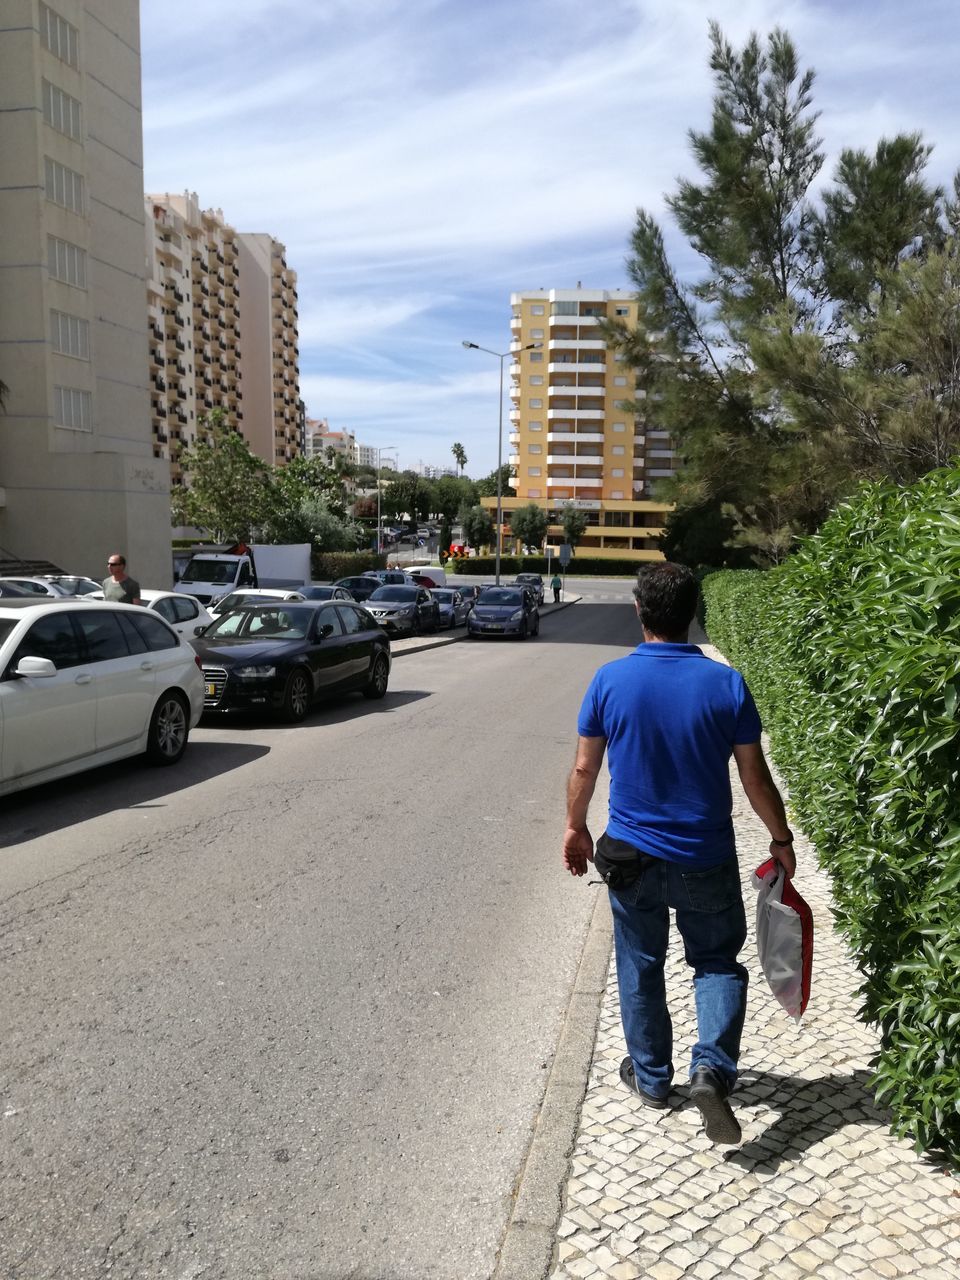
102, 553, 142, 605
550, 571, 562, 605
563, 562, 796, 1144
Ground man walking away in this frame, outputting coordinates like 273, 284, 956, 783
563, 563, 795, 1144
102, 554, 142, 605
550, 572, 562, 605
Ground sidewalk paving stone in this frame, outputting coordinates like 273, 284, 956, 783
546, 636, 960, 1279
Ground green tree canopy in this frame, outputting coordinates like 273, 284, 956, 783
559, 508, 588, 551
461, 505, 494, 550
510, 503, 549, 552
171, 414, 273, 542
451, 442, 467, 476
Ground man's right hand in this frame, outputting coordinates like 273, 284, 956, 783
563, 827, 594, 877
770, 841, 797, 879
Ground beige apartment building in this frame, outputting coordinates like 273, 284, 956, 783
236, 233, 301, 466
145, 196, 301, 474
483, 288, 675, 562
0, 0, 171, 584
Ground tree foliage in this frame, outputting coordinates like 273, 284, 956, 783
609, 22, 956, 565
451, 441, 467, 476
171, 414, 274, 542
559, 508, 588, 550
461, 505, 494, 550
510, 503, 549, 552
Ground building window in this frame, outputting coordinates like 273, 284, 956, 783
531, 328, 544, 339
529, 421, 542, 430
615, 306, 629, 316
529, 399, 542, 409
611, 490, 624, 499
614, 376, 628, 387
47, 235, 86, 288
44, 157, 84, 213
42, 80, 82, 140
612, 422, 625, 431
528, 467, 541, 476
39, 3, 79, 67
611, 468, 624, 477
529, 351, 543, 362
614, 352, 626, 362
612, 445, 625, 455
552, 301, 577, 315
529, 443, 542, 454
529, 375, 543, 385
53, 386, 92, 431
528, 489, 541, 498
531, 305, 545, 315
50, 309, 89, 359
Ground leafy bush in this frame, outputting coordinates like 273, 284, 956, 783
312, 550, 382, 581
702, 464, 960, 1165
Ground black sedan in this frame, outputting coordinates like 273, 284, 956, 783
365, 585, 440, 636
192, 601, 391, 722
468, 586, 540, 640
333, 575, 380, 602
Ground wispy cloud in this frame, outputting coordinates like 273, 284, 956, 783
141, 0, 960, 473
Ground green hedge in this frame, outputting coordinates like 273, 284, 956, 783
702, 464, 960, 1165
453, 555, 647, 577
312, 550, 383, 580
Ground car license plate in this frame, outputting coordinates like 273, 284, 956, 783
487, 624, 502, 632
206, 682, 217, 697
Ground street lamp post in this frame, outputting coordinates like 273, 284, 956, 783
376, 446, 397, 561
462, 339, 540, 585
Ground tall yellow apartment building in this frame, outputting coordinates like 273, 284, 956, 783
0, 0, 171, 583
485, 288, 675, 562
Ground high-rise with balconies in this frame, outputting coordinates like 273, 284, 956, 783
236, 234, 301, 467
490, 287, 675, 562
145, 193, 243, 482
0, 1, 172, 583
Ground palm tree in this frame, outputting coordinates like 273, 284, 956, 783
451, 441, 467, 477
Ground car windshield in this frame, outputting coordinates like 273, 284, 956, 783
204, 606, 314, 640
216, 592, 286, 612
516, 576, 540, 584
432, 590, 456, 603
181, 558, 238, 585
303, 586, 335, 599
369, 586, 417, 602
479, 589, 522, 606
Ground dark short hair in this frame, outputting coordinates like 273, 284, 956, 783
632, 563, 698, 638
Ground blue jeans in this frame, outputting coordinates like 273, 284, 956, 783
607, 844, 748, 1101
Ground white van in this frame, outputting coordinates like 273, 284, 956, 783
408, 567, 447, 588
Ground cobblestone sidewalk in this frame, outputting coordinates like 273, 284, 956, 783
549, 643, 960, 1280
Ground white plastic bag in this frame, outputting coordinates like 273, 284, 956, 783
752, 858, 814, 1022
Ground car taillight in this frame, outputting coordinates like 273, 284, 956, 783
195, 655, 203, 669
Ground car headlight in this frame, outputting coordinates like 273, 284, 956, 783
510, 610, 523, 622
235, 665, 276, 679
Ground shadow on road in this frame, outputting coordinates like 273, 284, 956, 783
534, 602, 639, 646
0, 740, 270, 847
196, 687, 432, 734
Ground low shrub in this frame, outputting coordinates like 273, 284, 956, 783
702, 464, 960, 1166
313, 550, 382, 580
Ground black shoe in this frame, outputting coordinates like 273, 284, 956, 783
619, 1057, 669, 1110
689, 1066, 741, 1145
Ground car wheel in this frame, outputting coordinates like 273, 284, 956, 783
363, 652, 390, 700
281, 667, 311, 723
146, 690, 189, 765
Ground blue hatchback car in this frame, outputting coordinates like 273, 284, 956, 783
467, 586, 540, 640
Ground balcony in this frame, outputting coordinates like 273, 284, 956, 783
547, 362, 607, 375
546, 475, 603, 488
548, 338, 605, 352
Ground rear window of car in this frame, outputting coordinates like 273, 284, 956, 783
127, 611, 179, 651
73, 610, 131, 661
432, 590, 454, 602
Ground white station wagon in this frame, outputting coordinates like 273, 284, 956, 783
0, 599, 204, 797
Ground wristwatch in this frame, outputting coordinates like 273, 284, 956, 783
770, 831, 794, 847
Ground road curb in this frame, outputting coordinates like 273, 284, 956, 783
390, 596, 581, 658
491, 888, 613, 1280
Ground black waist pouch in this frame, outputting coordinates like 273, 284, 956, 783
593, 832, 657, 889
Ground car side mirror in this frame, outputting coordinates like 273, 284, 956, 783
194, 624, 207, 636
15, 656, 57, 678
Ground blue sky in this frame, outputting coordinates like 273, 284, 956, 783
140, 0, 960, 476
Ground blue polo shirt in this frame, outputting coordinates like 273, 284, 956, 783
577, 642, 762, 867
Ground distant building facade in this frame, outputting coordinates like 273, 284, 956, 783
0, 0, 171, 583
482, 288, 674, 562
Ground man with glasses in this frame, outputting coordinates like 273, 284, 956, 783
102, 554, 142, 606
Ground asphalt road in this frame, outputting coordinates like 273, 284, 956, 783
0, 593, 641, 1280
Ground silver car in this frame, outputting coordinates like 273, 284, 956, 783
431, 588, 470, 629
